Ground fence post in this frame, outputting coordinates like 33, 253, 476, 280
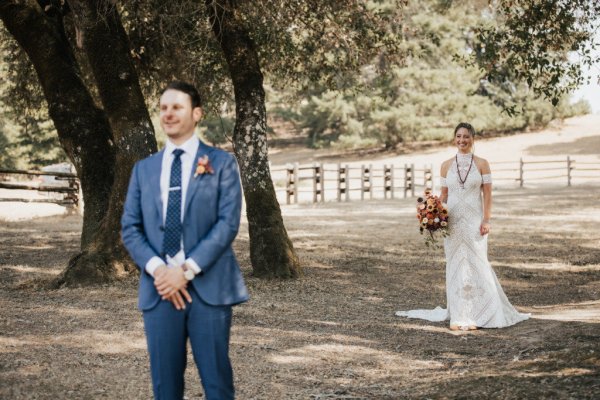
337, 163, 342, 202
286, 164, 294, 205
567, 156, 572, 187
383, 164, 391, 199
361, 165, 366, 200
345, 164, 350, 201
312, 163, 320, 203
424, 165, 432, 190
369, 164, 373, 199
66, 177, 80, 213
519, 158, 524, 188
360, 165, 372, 200
293, 163, 299, 203
411, 163, 415, 197
320, 162, 325, 202
404, 164, 410, 198
390, 165, 395, 199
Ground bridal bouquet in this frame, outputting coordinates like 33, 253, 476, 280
416, 190, 449, 247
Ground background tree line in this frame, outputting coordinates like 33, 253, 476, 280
276, 1, 592, 149
0, 0, 597, 286
2, 1, 595, 168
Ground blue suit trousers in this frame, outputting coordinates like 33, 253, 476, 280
143, 288, 234, 400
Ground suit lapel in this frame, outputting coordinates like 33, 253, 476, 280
149, 150, 164, 221
184, 141, 213, 216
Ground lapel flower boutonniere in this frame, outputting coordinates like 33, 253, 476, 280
194, 155, 214, 177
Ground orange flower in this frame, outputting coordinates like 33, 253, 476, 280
194, 155, 214, 177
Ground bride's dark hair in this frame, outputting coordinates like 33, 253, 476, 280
454, 122, 475, 137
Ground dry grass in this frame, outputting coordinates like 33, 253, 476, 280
1, 185, 599, 399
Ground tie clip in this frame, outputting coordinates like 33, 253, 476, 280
169, 186, 181, 191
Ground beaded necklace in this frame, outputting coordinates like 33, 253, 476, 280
456, 153, 473, 189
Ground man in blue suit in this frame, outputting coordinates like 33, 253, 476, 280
121, 80, 248, 400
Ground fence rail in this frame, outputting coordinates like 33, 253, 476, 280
0, 168, 81, 208
272, 162, 434, 204
1, 156, 598, 208
272, 156, 600, 204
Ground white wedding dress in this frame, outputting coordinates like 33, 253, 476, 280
396, 153, 530, 328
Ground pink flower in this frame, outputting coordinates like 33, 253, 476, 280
194, 155, 214, 177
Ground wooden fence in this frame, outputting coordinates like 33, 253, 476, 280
272, 163, 434, 204
492, 157, 600, 187
0, 168, 81, 209
1, 156, 598, 208
272, 157, 600, 204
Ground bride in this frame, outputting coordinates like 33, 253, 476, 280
397, 122, 530, 330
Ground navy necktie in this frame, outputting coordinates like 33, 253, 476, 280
162, 149, 184, 258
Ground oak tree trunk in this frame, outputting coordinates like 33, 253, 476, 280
207, 1, 301, 278
0, 0, 115, 277
1, 0, 156, 286
57, 0, 157, 285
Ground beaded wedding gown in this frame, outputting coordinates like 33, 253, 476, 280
396, 153, 530, 328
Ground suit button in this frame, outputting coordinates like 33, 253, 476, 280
159, 225, 165, 231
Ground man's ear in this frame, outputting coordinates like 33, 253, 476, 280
193, 107, 203, 123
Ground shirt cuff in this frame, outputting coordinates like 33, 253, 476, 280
185, 258, 202, 275
145, 256, 165, 277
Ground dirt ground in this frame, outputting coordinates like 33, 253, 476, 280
1, 184, 599, 399
1, 115, 599, 399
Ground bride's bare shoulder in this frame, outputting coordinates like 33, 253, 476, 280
440, 158, 454, 176
474, 155, 491, 173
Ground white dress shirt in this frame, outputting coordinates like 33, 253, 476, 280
145, 135, 202, 277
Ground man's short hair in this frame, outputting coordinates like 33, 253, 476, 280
161, 80, 203, 109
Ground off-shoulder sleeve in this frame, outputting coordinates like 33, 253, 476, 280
482, 174, 492, 184
440, 176, 447, 187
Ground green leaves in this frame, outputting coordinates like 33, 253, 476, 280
285, 0, 593, 148
472, 0, 600, 107
0, 29, 67, 169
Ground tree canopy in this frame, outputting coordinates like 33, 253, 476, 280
475, 0, 600, 108
0, 0, 597, 285
268, 0, 593, 149
2, 0, 598, 167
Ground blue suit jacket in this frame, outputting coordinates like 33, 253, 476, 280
121, 141, 249, 311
